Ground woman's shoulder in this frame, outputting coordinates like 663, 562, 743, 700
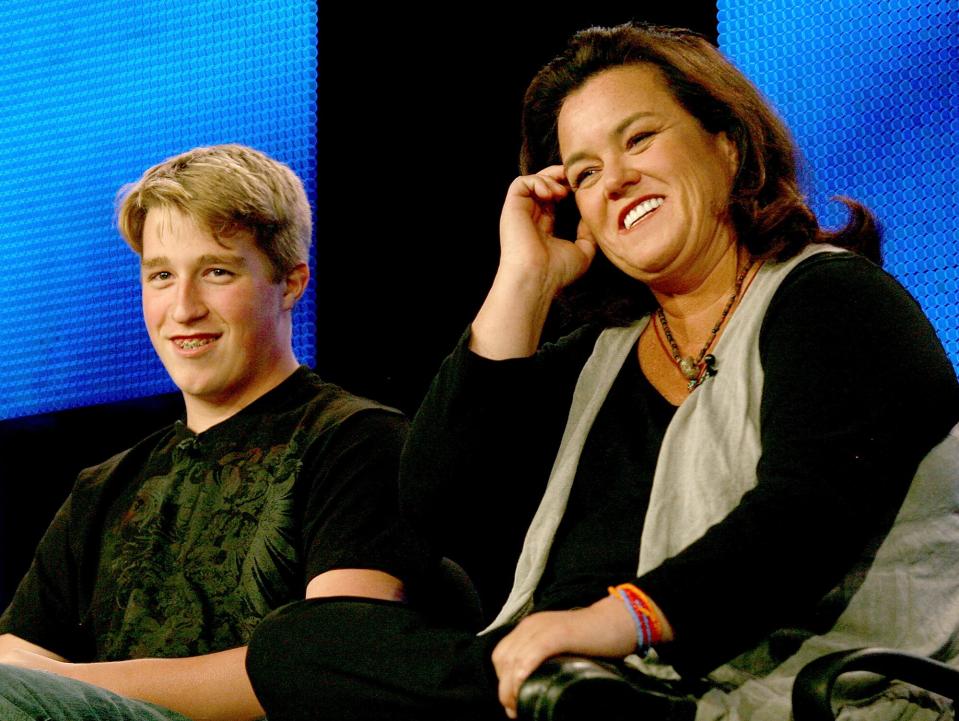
760, 249, 957, 397
766, 249, 925, 323
778, 245, 886, 280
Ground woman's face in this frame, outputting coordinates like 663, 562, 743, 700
558, 64, 739, 292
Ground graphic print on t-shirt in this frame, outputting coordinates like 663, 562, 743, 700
98, 429, 304, 659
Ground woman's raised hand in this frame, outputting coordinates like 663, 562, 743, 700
498, 165, 597, 291
470, 166, 597, 360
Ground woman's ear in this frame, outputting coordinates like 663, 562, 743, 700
576, 218, 596, 244
717, 130, 741, 182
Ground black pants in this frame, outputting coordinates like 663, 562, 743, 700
246, 597, 510, 721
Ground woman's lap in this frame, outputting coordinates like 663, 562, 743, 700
246, 597, 508, 721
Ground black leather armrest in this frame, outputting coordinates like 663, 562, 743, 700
516, 655, 695, 721
792, 648, 959, 721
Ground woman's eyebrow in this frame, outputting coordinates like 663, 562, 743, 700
563, 111, 656, 169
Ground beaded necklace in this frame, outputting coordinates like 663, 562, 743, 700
655, 258, 756, 391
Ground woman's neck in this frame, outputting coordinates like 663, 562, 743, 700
650, 244, 753, 350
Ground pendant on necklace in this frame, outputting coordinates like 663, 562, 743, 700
655, 256, 756, 393
678, 356, 699, 380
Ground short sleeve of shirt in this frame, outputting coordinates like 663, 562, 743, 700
299, 409, 425, 586
0, 492, 91, 660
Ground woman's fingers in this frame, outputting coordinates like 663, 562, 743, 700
491, 613, 569, 718
501, 166, 576, 246
497, 168, 595, 292
490, 599, 643, 717
506, 167, 570, 208
536, 163, 570, 184
493, 640, 542, 717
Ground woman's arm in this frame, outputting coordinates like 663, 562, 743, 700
638, 254, 959, 673
400, 325, 601, 612
400, 166, 598, 588
400, 165, 597, 571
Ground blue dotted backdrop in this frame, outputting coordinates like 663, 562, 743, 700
718, 0, 958, 374
0, 0, 317, 420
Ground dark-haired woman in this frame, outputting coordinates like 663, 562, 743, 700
246, 23, 959, 721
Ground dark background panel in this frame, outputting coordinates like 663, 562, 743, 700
313, 4, 719, 415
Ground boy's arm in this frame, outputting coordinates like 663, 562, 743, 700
0, 567, 404, 721
0, 633, 67, 660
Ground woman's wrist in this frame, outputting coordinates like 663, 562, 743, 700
576, 595, 645, 657
470, 266, 559, 359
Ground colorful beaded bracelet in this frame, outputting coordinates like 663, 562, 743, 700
608, 583, 663, 656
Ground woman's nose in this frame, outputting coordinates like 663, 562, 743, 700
603, 159, 641, 199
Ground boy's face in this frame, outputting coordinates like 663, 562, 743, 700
140, 206, 298, 415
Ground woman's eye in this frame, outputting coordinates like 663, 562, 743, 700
627, 132, 652, 149
572, 168, 599, 190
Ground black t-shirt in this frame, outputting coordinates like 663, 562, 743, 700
400, 252, 959, 673
0, 367, 424, 662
